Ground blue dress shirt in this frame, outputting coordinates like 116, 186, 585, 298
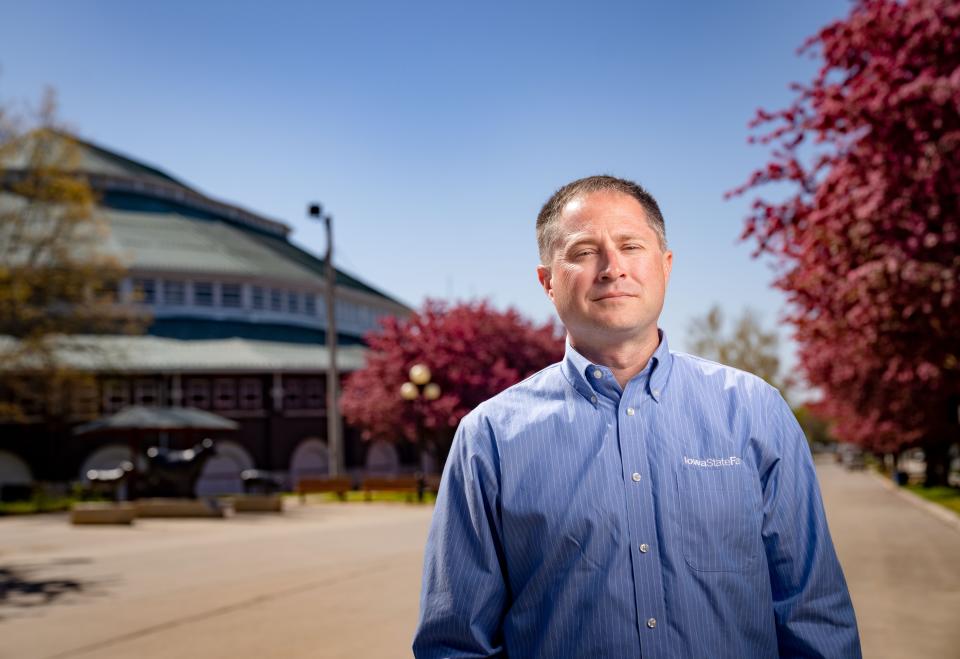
414, 332, 861, 658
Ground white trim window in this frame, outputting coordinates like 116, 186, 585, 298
251, 286, 265, 311
221, 284, 242, 309
270, 288, 284, 312
186, 379, 211, 409
283, 379, 303, 409
304, 378, 324, 409
134, 379, 161, 406
103, 380, 130, 413
132, 278, 156, 305
163, 280, 186, 306
239, 378, 262, 410
213, 378, 237, 410
194, 281, 214, 307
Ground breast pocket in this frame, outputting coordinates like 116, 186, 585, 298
676, 465, 760, 572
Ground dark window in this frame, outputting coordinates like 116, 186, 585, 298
239, 378, 262, 410
305, 379, 324, 409
284, 379, 302, 409
133, 278, 156, 304
194, 282, 214, 306
270, 289, 283, 312
251, 286, 265, 310
163, 280, 186, 305
213, 378, 236, 410
221, 284, 242, 308
186, 379, 210, 409
287, 291, 299, 313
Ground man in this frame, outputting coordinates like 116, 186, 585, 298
413, 175, 861, 658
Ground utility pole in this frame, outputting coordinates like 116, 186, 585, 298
308, 203, 344, 477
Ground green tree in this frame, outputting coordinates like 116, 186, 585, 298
686, 304, 787, 396
0, 90, 143, 425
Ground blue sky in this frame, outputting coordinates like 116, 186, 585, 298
0, 0, 851, 378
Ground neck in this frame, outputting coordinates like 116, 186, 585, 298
570, 330, 661, 388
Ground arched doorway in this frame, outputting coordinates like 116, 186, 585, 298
194, 440, 254, 497
289, 438, 329, 487
0, 450, 33, 493
79, 444, 133, 480
365, 440, 400, 476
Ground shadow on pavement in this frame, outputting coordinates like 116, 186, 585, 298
0, 559, 111, 620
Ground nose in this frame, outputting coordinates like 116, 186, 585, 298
598, 248, 625, 281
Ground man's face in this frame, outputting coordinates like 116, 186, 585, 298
537, 190, 672, 349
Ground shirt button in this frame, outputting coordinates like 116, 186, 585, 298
592, 369, 603, 379
590, 395, 597, 404
631, 472, 641, 482
646, 618, 657, 629
652, 389, 660, 396
626, 407, 635, 416
639, 543, 649, 553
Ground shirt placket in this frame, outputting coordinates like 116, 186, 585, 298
616, 385, 667, 658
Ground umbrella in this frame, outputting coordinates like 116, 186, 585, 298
73, 406, 238, 501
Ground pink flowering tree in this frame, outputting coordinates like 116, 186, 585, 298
730, 0, 960, 485
341, 300, 564, 468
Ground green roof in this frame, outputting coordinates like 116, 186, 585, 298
1, 131, 410, 308
0, 129, 190, 190
103, 207, 323, 282
0, 335, 368, 373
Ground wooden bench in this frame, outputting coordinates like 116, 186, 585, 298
423, 474, 442, 495
297, 477, 353, 502
361, 476, 424, 502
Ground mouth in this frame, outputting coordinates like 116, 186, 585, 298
592, 293, 636, 301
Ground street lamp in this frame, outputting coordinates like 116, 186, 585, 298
402, 364, 441, 401
400, 363, 441, 482
308, 202, 344, 478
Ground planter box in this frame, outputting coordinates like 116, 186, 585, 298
71, 502, 136, 525
134, 498, 232, 518
229, 495, 284, 513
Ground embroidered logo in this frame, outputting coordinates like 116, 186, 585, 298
682, 455, 742, 468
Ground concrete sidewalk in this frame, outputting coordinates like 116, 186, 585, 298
0, 502, 433, 659
1, 464, 958, 659
819, 460, 960, 659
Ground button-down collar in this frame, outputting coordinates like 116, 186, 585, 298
560, 329, 673, 406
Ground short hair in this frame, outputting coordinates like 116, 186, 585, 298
536, 175, 667, 263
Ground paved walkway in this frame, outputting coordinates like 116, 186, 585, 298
818, 460, 960, 659
0, 463, 958, 658
0, 502, 433, 659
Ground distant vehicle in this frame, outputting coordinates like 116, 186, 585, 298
837, 443, 866, 471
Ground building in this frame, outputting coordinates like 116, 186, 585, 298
0, 133, 413, 497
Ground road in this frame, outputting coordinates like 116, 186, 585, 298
818, 460, 960, 659
1, 462, 958, 659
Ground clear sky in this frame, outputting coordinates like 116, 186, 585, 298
0, 0, 851, 378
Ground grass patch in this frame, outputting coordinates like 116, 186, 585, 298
0, 496, 80, 515
905, 485, 960, 517
287, 490, 437, 504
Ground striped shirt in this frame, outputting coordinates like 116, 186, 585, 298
414, 332, 860, 658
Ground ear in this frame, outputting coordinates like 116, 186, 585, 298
536, 264, 555, 301
662, 249, 673, 285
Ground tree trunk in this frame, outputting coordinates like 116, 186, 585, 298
922, 438, 950, 488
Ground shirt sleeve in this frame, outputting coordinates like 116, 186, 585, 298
413, 411, 510, 658
758, 389, 862, 659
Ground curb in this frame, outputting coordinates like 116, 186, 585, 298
869, 469, 960, 536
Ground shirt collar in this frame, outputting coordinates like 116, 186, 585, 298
560, 329, 674, 405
